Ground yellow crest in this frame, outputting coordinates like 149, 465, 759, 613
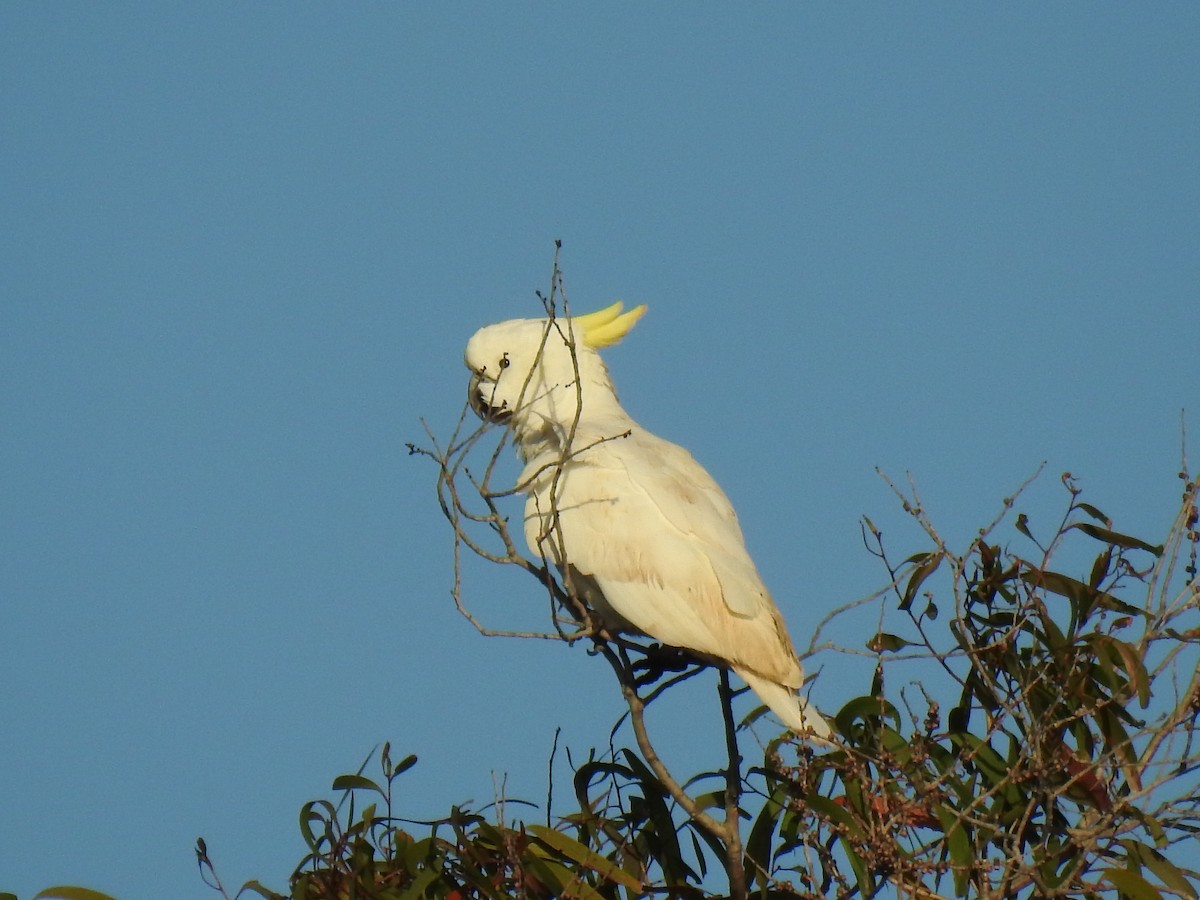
572, 301, 648, 349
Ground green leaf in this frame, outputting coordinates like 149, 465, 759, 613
1077, 502, 1112, 524
395, 866, 443, 900
621, 750, 691, 884
1140, 809, 1170, 848
1021, 569, 1140, 622
836, 695, 902, 732
936, 804, 973, 897
1139, 846, 1198, 899
359, 803, 377, 830
1016, 512, 1035, 542
518, 854, 567, 895
392, 753, 418, 776
1107, 636, 1152, 708
238, 881, 288, 900
298, 800, 337, 852
867, 632, 916, 652
1092, 636, 1124, 696
806, 795, 874, 897
1097, 705, 1138, 767
573, 760, 635, 811
951, 733, 1010, 788
805, 794, 866, 841
1090, 547, 1113, 588
744, 791, 785, 887
900, 551, 943, 612
1104, 866, 1165, 900
687, 830, 708, 881
332, 774, 384, 795
527, 824, 644, 891
523, 855, 606, 900
689, 788, 730, 815
1070, 522, 1163, 556
34, 890, 123, 900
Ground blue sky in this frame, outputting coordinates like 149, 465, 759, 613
2, 5, 1197, 899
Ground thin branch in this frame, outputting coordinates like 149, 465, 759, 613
718, 669, 748, 900
601, 644, 726, 841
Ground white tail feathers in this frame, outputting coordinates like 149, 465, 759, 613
734, 667, 833, 743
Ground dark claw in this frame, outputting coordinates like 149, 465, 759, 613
631, 644, 700, 687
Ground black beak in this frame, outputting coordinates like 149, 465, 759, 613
468, 371, 510, 422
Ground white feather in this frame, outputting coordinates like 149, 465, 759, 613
465, 311, 831, 740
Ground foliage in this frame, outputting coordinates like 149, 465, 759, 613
196, 740, 717, 900
177, 462, 1199, 900
756, 469, 1200, 899
26, 465, 1199, 900
400, 254, 1200, 898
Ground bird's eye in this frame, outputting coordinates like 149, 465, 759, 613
499, 353, 511, 369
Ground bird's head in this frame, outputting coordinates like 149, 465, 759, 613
465, 301, 647, 447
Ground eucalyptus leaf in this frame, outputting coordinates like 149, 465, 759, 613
527, 824, 643, 891
1104, 866, 1165, 900
33, 890, 123, 900
1070, 522, 1164, 556
867, 632, 916, 652
332, 774, 384, 795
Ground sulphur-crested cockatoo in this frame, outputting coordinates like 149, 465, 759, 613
464, 302, 830, 739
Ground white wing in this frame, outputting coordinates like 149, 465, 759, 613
524, 424, 803, 689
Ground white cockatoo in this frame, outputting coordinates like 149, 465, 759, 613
464, 302, 831, 739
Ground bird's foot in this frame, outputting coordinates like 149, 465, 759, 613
630, 643, 701, 687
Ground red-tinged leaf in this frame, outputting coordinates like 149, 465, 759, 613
904, 804, 941, 830
860, 791, 941, 829
1057, 745, 1112, 812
